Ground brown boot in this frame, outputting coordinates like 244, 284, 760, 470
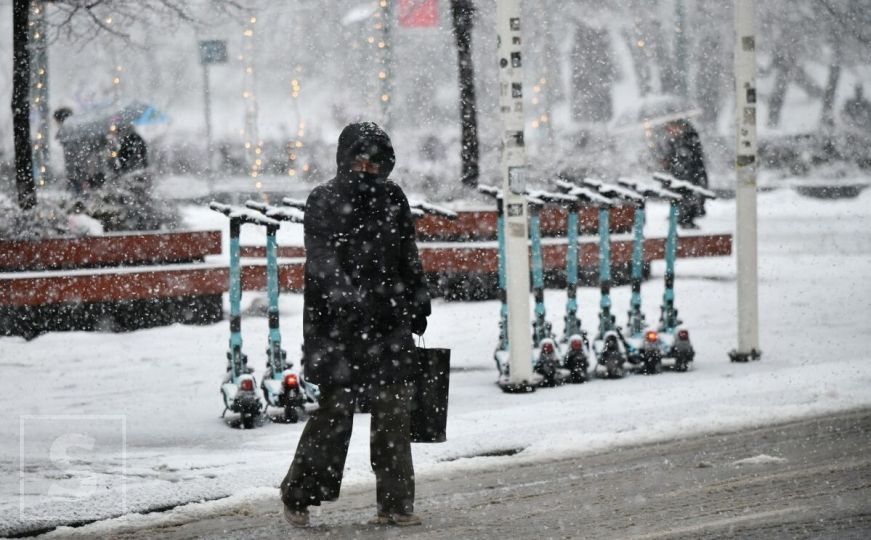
386, 512, 422, 526
283, 505, 309, 527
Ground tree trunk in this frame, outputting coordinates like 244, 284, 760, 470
12, 0, 36, 209
450, 0, 479, 187
820, 42, 841, 129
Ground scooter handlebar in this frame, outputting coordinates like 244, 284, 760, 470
281, 197, 307, 210
524, 188, 578, 206
552, 179, 614, 206
580, 177, 646, 204
477, 184, 502, 199
208, 201, 281, 227
408, 200, 458, 220
617, 177, 681, 201
245, 200, 305, 223
652, 172, 717, 199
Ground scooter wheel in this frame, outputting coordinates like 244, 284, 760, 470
569, 369, 588, 384
674, 354, 692, 372
241, 413, 257, 429
284, 405, 300, 423
643, 353, 662, 375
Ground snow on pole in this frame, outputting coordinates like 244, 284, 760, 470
496, 0, 533, 387
731, 0, 761, 362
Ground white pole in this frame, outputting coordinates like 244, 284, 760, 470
731, 0, 761, 362
496, 0, 534, 386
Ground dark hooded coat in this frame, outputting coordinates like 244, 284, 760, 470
302, 122, 431, 388
657, 119, 709, 224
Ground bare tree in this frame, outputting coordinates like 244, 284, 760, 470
450, 0, 479, 187
12, 0, 36, 209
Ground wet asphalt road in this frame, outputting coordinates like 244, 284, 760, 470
51, 408, 871, 539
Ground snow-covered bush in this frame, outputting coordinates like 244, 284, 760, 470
69, 172, 180, 232
0, 195, 77, 241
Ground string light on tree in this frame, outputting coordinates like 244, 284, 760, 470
374, 0, 392, 127
241, 14, 262, 181
287, 62, 308, 177
29, 0, 50, 186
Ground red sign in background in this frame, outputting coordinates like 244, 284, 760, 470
398, 0, 440, 28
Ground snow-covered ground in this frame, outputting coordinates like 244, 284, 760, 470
1, 185, 870, 537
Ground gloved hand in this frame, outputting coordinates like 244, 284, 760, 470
411, 313, 428, 335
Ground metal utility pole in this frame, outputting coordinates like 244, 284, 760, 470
199, 39, 227, 173
674, 0, 688, 99
496, 0, 533, 389
730, 0, 761, 363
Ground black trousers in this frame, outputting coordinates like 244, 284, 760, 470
280, 383, 415, 514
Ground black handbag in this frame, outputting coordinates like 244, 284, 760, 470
409, 346, 450, 443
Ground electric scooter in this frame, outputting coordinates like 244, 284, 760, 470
244, 200, 307, 422
209, 201, 279, 428
650, 172, 717, 371
544, 183, 611, 383
554, 179, 628, 378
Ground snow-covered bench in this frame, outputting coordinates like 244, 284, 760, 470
0, 230, 233, 338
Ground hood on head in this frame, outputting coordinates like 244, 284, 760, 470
336, 122, 395, 181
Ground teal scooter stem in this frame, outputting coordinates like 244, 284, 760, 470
496, 197, 509, 351
627, 203, 646, 336
596, 203, 614, 339
527, 197, 551, 347
228, 215, 245, 377
264, 221, 284, 375
564, 200, 582, 339
477, 185, 509, 361
661, 197, 680, 331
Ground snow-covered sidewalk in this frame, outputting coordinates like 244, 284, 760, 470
1, 187, 870, 536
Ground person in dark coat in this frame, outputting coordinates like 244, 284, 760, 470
280, 122, 431, 528
657, 119, 709, 228
114, 129, 148, 174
